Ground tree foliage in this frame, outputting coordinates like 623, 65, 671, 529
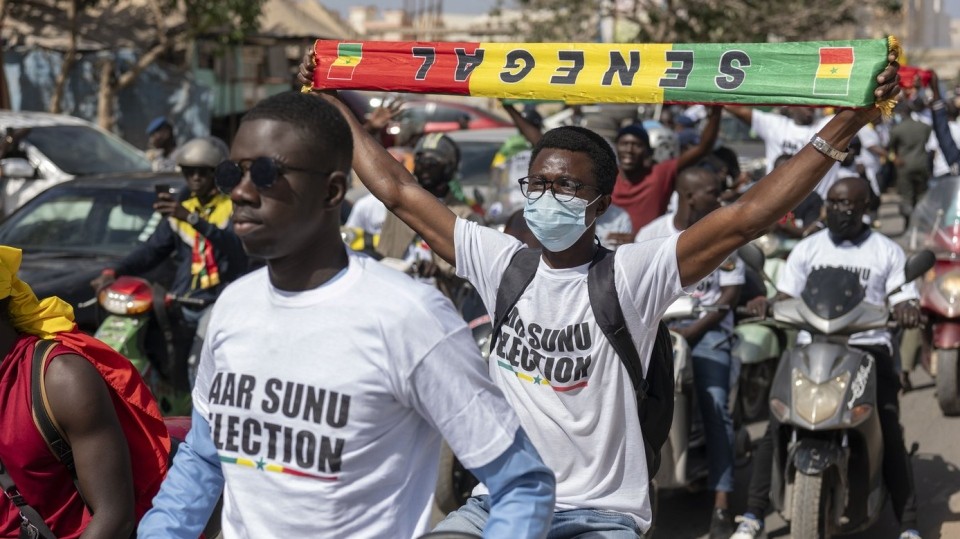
505, 0, 901, 43
2, 0, 266, 126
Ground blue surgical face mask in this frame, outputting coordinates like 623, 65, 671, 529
523, 193, 600, 252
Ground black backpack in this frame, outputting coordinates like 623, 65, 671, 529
489, 246, 675, 478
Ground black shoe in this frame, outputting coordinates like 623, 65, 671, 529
710, 507, 735, 539
901, 371, 913, 393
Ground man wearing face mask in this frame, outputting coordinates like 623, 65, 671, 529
377, 133, 480, 297
300, 49, 902, 538
636, 167, 743, 537
732, 176, 922, 539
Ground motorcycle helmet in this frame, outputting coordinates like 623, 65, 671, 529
414, 133, 461, 182
176, 137, 229, 168
644, 124, 680, 164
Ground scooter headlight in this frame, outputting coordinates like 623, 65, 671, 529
97, 276, 154, 315
792, 369, 850, 425
935, 271, 960, 306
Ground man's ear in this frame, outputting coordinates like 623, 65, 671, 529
595, 194, 611, 218
325, 171, 348, 208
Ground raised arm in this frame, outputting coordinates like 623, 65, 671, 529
677, 106, 723, 170
675, 56, 901, 287
319, 92, 458, 265
502, 102, 544, 146
725, 106, 753, 126
930, 70, 960, 168
45, 355, 135, 539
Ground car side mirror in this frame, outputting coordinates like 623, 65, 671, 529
904, 249, 935, 283
0, 158, 36, 179
737, 242, 766, 275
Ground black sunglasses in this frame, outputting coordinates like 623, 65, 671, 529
214, 157, 329, 194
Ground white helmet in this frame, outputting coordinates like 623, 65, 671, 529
176, 137, 228, 168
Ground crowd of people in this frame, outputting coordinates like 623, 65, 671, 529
3, 46, 960, 539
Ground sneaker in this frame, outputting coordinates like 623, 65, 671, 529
730, 513, 764, 539
899, 530, 922, 539
710, 507, 735, 539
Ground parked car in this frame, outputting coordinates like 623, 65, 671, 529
0, 172, 181, 331
0, 111, 152, 215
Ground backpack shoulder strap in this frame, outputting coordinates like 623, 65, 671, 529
0, 456, 58, 539
489, 248, 541, 355
587, 247, 648, 397
31, 339, 88, 508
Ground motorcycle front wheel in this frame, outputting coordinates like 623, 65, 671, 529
791, 471, 832, 539
936, 349, 960, 416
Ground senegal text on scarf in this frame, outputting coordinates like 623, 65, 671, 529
306, 38, 895, 108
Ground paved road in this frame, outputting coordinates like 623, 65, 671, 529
654, 195, 960, 538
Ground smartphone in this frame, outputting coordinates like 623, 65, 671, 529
154, 184, 174, 195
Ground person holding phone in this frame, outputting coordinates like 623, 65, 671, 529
91, 137, 249, 360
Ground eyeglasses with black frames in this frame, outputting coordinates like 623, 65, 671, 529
517, 175, 602, 203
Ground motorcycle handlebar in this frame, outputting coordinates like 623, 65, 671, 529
173, 296, 210, 308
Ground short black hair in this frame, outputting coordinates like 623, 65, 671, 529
712, 146, 740, 178
530, 126, 618, 195
242, 91, 353, 173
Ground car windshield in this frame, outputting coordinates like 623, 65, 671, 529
906, 176, 960, 257
24, 125, 151, 175
458, 140, 503, 186
0, 186, 159, 255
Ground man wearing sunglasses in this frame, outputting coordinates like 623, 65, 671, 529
300, 51, 901, 538
90, 138, 248, 358
138, 92, 555, 539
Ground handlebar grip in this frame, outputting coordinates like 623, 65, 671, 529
176, 297, 209, 307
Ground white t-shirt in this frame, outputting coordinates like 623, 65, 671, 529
636, 214, 745, 332
778, 229, 918, 350
927, 121, 960, 178
595, 204, 634, 250
752, 110, 840, 199
857, 125, 883, 195
193, 255, 520, 539
345, 193, 388, 235
454, 218, 685, 532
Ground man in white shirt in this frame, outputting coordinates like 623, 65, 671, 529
138, 91, 556, 539
727, 106, 840, 199
925, 105, 960, 178
345, 192, 387, 235
732, 176, 922, 539
636, 167, 744, 537
300, 52, 901, 538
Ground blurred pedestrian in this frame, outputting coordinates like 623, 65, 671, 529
145, 117, 178, 172
889, 101, 933, 223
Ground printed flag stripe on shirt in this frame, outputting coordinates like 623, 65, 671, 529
219, 454, 338, 481
309, 38, 894, 108
497, 361, 589, 392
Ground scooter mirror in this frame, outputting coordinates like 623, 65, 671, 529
737, 243, 766, 275
904, 249, 935, 283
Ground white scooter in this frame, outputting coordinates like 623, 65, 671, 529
655, 296, 749, 490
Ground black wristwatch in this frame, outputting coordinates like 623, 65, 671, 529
186, 212, 201, 226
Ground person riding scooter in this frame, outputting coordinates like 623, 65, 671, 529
731, 176, 922, 539
90, 138, 249, 379
637, 167, 744, 538
376, 133, 481, 299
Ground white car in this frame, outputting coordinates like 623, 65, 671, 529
0, 111, 151, 215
